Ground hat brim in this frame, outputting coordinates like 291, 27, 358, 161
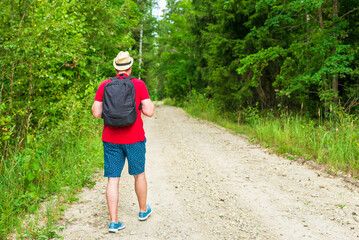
113, 57, 133, 71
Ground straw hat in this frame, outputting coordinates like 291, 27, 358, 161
113, 51, 133, 71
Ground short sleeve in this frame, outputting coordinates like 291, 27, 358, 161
139, 80, 150, 101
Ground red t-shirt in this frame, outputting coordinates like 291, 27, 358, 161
94, 73, 150, 144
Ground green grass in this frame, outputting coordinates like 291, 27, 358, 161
0, 107, 104, 239
162, 98, 177, 106
251, 115, 359, 174
179, 93, 359, 178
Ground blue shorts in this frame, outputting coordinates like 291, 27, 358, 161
103, 139, 146, 178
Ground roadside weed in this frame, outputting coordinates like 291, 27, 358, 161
0, 110, 103, 239
180, 93, 359, 178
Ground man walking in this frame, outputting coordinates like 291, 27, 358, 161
92, 51, 155, 233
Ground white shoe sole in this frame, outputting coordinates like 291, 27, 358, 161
139, 210, 152, 221
109, 225, 125, 233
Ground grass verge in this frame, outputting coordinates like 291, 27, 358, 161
179, 93, 359, 178
0, 105, 104, 239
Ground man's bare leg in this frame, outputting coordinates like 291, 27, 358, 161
134, 172, 147, 212
107, 177, 120, 222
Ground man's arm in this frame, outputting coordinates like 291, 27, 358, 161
92, 101, 103, 119
141, 99, 155, 117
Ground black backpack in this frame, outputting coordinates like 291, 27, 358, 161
102, 74, 138, 127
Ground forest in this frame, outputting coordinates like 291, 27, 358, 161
153, 0, 359, 114
0, 0, 358, 238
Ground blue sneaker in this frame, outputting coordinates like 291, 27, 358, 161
139, 204, 152, 221
108, 221, 125, 233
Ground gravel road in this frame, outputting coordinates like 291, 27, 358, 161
59, 104, 359, 239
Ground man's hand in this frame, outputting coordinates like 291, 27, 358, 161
141, 99, 155, 117
92, 101, 103, 119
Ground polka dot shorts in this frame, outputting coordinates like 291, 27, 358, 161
103, 139, 146, 178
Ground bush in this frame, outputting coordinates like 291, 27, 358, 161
0, 99, 103, 239
181, 94, 359, 178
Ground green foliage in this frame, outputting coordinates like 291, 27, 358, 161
183, 91, 219, 122
0, 0, 141, 156
162, 98, 177, 106
238, 103, 260, 126
183, 94, 359, 177
0, 0, 156, 238
0, 98, 103, 238
251, 111, 359, 175
153, 0, 359, 116
149, 0, 205, 101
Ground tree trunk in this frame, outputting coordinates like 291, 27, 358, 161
19, 0, 22, 18
318, 7, 324, 30
11, 0, 14, 22
318, 5, 329, 113
305, 13, 310, 42
256, 77, 267, 109
265, 67, 274, 108
139, 24, 143, 80
332, 0, 339, 105
318, 6, 324, 31
332, 70, 339, 105
10, 62, 15, 106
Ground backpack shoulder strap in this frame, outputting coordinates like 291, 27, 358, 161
118, 74, 134, 81
109, 76, 120, 82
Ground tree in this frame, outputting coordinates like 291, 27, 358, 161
153, 0, 358, 116
0, 0, 141, 156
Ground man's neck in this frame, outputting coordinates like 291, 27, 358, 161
117, 71, 130, 75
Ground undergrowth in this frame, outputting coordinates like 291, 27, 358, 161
0, 101, 103, 239
180, 92, 359, 178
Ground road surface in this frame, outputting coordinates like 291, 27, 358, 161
59, 104, 359, 239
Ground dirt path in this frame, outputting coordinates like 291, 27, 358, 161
59, 104, 359, 239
